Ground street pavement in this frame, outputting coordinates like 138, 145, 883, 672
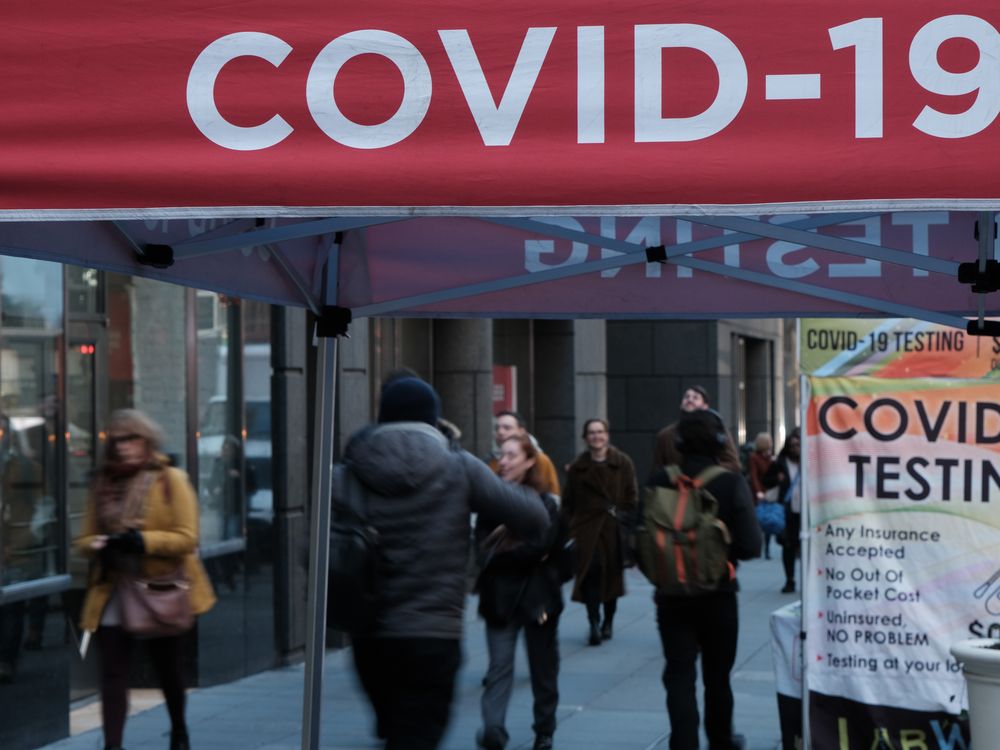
43, 552, 793, 750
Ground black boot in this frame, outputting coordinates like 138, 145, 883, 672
588, 620, 601, 646
169, 731, 190, 750
600, 618, 613, 641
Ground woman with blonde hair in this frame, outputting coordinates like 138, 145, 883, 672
77, 409, 215, 750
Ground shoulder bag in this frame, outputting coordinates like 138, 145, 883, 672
119, 472, 195, 638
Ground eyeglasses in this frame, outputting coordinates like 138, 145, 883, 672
108, 433, 143, 445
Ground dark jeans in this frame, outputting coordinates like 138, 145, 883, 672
96, 626, 187, 748
353, 636, 462, 750
656, 592, 740, 750
783, 511, 801, 586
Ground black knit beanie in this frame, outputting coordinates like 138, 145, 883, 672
377, 377, 441, 426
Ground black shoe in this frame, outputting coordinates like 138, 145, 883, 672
169, 731, 190, 750
781, 581, 795, 594
477, 725, 508, 750
588, 622, 601, 646
533, 734, 554, 750
600, 621, 613, 641
731, 732, 747, 749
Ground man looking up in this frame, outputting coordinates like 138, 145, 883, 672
652, 386, 740, 473
488, 411, 561, 496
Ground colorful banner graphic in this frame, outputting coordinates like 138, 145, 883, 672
801, 319, 1000, 379
803, 374, 1000, 747
3, 2, 1000, 212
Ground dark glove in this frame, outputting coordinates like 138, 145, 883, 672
105, 528, 145, 555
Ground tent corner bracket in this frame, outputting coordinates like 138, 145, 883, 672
316, 305, 352, 338
136, 243, 174, 269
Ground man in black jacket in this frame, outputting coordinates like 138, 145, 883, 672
344, 377, 550, 750
647, 408, 762, 750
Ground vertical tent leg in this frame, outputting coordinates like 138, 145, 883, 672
301, 333, 338, 750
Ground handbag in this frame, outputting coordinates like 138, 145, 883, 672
756, 500, 786, 536
116, 472, 194, 638
118, 566, 194, 638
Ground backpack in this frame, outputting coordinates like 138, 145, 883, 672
327, 461, 381, 634
634, 464, 735, 595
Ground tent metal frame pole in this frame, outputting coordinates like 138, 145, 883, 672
799, 372, 812, 750
354, 219, 968, 329
682, 214, 957, 275
301, 252, 341, 750
171, 217, 399, 259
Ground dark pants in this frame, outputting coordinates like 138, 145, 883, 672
96, 626, 187, 748
783, 511, 801, 587
656, 592, 740, 750
353, 636, 462, 750
580, 553, 617, 625
482, 615, 560, 737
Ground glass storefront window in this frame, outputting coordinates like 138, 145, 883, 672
0, 257, 63, 587
242, 301, 272, 554
197, 293, 243, 545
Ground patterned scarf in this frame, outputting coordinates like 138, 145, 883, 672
94, 461, 159, 535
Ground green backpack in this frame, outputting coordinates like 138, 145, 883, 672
635, 464, 735, 595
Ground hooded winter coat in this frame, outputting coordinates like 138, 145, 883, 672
344, 421, 550, 640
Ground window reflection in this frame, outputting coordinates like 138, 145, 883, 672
197, 293, 242, 545
0, 258, 62, 588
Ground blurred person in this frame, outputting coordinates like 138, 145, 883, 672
747, 432, 776, 559
765, 429, 802, 594
652, 386, 740, 473
488, 411, 560, 496
562, 418, 637, 646
76, 409, 216, 750
648, 409, 761, 750
475, 434, 567, 750
345, 377, 550, 750
380, 367, 463, 447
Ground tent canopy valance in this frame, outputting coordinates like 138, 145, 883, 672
2, 1, 999, 217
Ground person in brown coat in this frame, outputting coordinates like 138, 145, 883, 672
76, 409, 216, 750
561, 418, 637, 646
747, 432, 776, 559
652, 385, 741, 473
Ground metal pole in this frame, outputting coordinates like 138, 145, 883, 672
301, 331, 338, 750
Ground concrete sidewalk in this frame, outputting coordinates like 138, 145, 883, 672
44, 555, 793, 750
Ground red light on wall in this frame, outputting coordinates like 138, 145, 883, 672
78, 344, 95, 355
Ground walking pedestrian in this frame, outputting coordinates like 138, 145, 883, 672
476, 434, 567, 750
747, 432, 776, 559
76, 409, 216, 750
652, 386, 741, 473
562, 418, 637, 646
488, 411, 561, 496
648, 408, 761, 750
765, 429, 802, 594
343, 377, 551, 750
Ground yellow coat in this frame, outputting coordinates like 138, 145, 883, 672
76, 463, 216, 633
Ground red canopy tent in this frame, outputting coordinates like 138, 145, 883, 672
2, 2, 999, 747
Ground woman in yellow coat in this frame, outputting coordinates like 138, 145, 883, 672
76, 409, 215, 750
